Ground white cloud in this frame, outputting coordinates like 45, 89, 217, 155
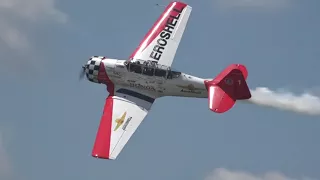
0, 0, 67, 77
205, 168, 317, 180
0, 18, 29, 50
0, 0, 67, 50
213, 0, 289, 9
0, 0, 67, 23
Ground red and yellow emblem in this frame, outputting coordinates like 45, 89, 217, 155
114, 112, 127, 131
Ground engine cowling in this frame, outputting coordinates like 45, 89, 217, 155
84, 56, 105, 84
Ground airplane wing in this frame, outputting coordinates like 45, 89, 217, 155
129, 1, 192, 67
91, 86, 155, 160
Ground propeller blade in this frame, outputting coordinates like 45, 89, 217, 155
79, 66, 86, 80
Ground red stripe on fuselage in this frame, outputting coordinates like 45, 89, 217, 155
98, 61, 115, 95
129, 1, 187, 59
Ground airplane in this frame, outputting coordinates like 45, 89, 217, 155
79, 1, 252, 160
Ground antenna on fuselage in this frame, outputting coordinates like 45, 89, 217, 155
155, 3, 165, 7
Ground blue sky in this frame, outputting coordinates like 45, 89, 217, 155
0, 0, 320, 180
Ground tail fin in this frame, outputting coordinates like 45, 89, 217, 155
205, 64, 251, 113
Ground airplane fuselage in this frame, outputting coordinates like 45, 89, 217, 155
85, 56, 208, 99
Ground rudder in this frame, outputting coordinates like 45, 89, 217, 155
205, 64, 251, 113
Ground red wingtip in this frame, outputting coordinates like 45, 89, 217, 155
91, 97, 113, 159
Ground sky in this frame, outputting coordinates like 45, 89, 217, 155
0, 0, 320, 180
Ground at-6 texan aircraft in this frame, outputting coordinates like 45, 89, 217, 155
79, 1, 252, 160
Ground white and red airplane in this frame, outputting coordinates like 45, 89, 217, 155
80, 1, 252, 160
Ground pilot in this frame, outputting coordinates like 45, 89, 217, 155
142, 61, 152, 76
150, 61, 156, 68
134, 61, 142, 73
128, 61, 141, 73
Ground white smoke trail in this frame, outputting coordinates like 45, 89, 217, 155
246, 87, 320, 116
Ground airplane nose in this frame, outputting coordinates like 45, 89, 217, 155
84, 58, 102, 83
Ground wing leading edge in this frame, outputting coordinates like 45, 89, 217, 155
129, 1, 192, 67
92, 86, 155, 160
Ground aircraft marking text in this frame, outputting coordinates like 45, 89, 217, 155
149, 6, 184, 62
129, 83, 156, 91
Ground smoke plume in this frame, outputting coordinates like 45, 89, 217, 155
246, 87, 320, 116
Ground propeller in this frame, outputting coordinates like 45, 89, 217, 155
79, 65, 86, 80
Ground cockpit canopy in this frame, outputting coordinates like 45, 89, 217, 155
124, 59, 181, 79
